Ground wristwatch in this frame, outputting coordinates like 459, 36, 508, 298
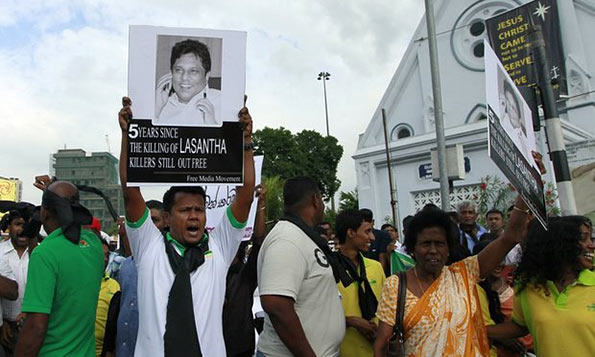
244, 142, 255, 151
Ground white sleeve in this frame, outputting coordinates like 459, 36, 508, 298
505, 244, 522, 266
125, 207, 162, 263
258, 237, 306, 300
0, 253, 15, 281
209, 206, 247, 265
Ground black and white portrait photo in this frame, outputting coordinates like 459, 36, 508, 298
497, 66, 530, 160
154, 36, 222, 126
128, 25, 246, 127
485, 41, 537, 166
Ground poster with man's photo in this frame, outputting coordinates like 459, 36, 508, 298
127, 25, 247, 186
485, 40, 547, 229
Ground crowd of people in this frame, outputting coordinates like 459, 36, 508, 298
0, 99, 592, 357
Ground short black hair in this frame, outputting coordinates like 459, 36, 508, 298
503, 80, 522, 120
381, 223, 395, 231
401, 215, 414, 239
283, 177, 321, 214
170, 39, 211, 73
486, 209, 504, 219
404, 209, 458, 259
359, 208, 373, 223
478, 232, 498, 244
0, 211, 22, 231
315, 225, 328, 236
335, 209, 366, 244
473, 235, 496, 255
146, 200, 164, 211
162, 187, 207, 213
446, 211, 459, 223
422, 203, 440, 211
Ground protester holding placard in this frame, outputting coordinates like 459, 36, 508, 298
373, 194, 530, 356
118, 96, 254, 357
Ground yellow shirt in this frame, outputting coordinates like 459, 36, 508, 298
95, 275, 120, 356
512, 269, 595, 357
337, 257, 385, 357
476, 285, 497, 357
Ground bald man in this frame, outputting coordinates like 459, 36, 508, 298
16, 179, 104, 357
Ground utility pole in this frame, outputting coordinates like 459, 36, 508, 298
423, 0, 450, 210
317, 71, 336, 211
381, 109, 399, 227
528, 24, 577, 215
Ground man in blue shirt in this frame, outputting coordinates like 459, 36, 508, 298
115, 256, 138, 357
457, 201, 487, 255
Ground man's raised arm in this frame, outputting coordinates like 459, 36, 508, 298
118, 97, 146, 222
230, 102, 255, 223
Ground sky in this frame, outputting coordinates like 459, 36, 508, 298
0, 0, 425, 205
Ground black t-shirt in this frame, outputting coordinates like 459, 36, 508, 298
222, 244, 260, 356
362, 228, 391, 262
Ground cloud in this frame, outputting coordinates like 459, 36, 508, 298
1, 0, 424, 204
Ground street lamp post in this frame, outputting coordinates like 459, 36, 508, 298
317, 71, 335, 211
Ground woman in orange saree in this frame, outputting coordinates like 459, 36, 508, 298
373, 196, 529, 356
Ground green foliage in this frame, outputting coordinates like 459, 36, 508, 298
253, 127, 343, 200
105, 223, 119, 236
383, 216, 395, 226
323, 208, 337, 228
339, 189, 359, 211
543, 182, 561, 217
477, 175, 517, 226
261, 175, 285, 227
477, 175, 560, 225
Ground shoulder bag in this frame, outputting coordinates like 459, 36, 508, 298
386, 270, 407, 357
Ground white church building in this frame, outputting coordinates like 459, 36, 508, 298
353, 0, 595, 223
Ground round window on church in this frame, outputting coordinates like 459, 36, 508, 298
451, 1, 520, 71
473, 42, 484, 58
469, 21, 485, 37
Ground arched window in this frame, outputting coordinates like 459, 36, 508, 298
390, 124, 414, 141
465, 104, 487, 124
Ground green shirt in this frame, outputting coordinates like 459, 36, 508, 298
512, 270, 595, 357
22, 228, 104, 357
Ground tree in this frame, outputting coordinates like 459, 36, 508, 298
253, 127, 343, 200
261, 175, 285, 226
339, 189, 359, 211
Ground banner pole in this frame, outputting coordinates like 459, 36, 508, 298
528, 24, 577, 215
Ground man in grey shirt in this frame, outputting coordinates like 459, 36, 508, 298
257, 177, 345, 356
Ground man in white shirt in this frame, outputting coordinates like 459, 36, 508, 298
118, 97, 254, 356
257, 177, 345, 357
0, 210, 24, 355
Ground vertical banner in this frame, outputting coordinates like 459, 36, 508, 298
486, 0, 566, 98
485, 41, 547, 229
205, 156, 264, 240
127, 25, 247, 186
